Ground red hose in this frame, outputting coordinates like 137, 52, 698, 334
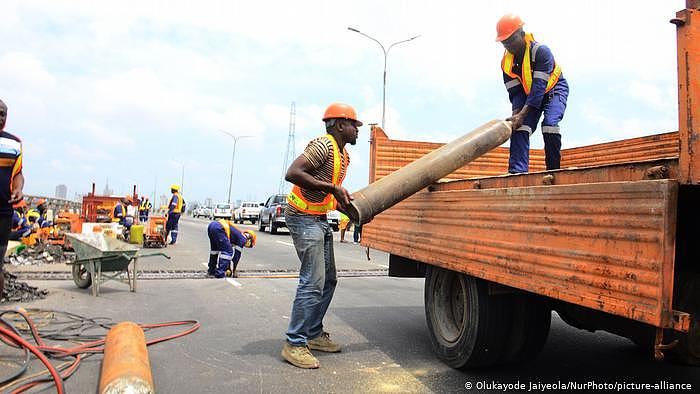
0, 325, 64, 394
1, 312, 200, 393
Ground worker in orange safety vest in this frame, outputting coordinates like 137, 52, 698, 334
281, 102, 359, 369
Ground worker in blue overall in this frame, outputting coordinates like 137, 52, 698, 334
112, 198, 132, 240
35, 198, 52, 228
166, 184, 184, 245
138, 197, 152, 223
207, 219, 256, 278
10, 200, 31, 240
496, 14, 569, 173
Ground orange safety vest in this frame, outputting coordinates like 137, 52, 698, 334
170, 192, 183, 213
501, 33, 562, 95
287, 134, 348, 215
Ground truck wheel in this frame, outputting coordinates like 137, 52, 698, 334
251, 219, 256, 225
72, 263, 92, 289
258, 216, 265, 232
424, 266, 512, 369
669, 273, 700, 365
270, 217, 278, 234
500, 294, 551, 364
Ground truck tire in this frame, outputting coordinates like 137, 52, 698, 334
424, 266, 512, 369
72, 263, 92, 289
269, 217, 278, 234
251, 218, 257, 225
258, 215, 265, 232
500, 294, 551, 364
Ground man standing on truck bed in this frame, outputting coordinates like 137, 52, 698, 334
281, 102, 359, 369
497, 14, 569, 173
0, 99, 25, 299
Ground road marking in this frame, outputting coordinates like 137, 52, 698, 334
226, 278, 242, 288
277, 241, 294, 247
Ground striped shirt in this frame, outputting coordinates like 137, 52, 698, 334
0, 131, 22, 216
286, 135, 349, 217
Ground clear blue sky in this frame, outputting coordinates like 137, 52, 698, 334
0, 0, 684, 205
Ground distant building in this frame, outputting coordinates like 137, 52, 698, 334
55, 184, 67, 199
204, 198, 213, 208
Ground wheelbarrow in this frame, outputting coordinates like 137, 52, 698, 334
65, 233, 170, 296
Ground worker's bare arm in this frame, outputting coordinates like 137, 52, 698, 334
9, 172, 24, 204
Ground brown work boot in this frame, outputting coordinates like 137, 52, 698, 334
308, 331, 342, 353
281, 343, 320, 369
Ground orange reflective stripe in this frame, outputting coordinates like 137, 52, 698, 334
501, 33, 561, 95
287, 134, 348, 215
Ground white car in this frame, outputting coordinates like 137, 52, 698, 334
193, 207, 212, 219
234, 201, 261, 224
213, 203, 234, 220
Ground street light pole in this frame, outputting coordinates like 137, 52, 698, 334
220, 130, 252, 204
347, 27, 420, 129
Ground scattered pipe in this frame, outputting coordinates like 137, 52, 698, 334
99, 322, 154, 394
346, 119, 512, 225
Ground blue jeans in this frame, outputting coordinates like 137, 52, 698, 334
285, 214, 337, 346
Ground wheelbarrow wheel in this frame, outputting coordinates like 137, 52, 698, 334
72, 263, 92, 289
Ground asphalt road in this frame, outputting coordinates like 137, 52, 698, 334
1, 217, 699, 393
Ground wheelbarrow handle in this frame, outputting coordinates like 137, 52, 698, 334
135, 252, 171, 260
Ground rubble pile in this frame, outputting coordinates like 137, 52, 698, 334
8, 244, 76, 266
1, 270, 48, 303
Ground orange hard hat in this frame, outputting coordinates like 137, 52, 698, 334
495, 14, 524, 42
243, 230, 256, 248
13, 200, 27, 209
322, 103, 363, 126
36, 198, 46, 206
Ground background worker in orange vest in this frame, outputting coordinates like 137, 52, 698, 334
0, 99, 25, 299
280, 102, 359, 369
206, 219, 256, 278
497, 14, 569, 173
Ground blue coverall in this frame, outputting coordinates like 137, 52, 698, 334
166, 194, 183, 244
10, 211, 31, 240
504, 40, 569, 173
113, 203, 130, 229
207, 220, 247, 278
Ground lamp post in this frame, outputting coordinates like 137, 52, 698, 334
220, 130, 252, 204
347, 27, 420, 129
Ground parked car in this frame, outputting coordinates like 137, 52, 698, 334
212, 203, 234, 220
193, 206, 212, 219
326, 210, 340, 231
258, 194, 287, 234
234, 202, 262, 224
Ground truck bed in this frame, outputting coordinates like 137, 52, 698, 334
363, 127, 686, 330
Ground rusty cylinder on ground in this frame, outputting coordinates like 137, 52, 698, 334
346, 119, 512, 225
99, 322, 155, 394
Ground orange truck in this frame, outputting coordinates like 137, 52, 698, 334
360, 3, 699, 368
